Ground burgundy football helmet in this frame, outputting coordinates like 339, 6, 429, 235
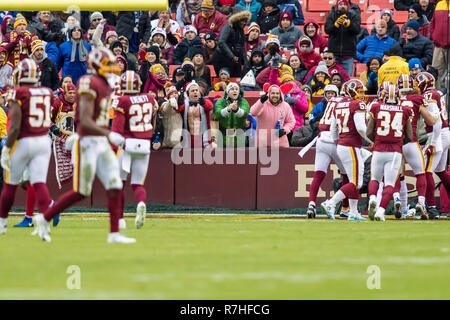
396, 74, 414, 95
120, 70, 142, 94
87, 47, 121, 79
415, 72, 435, 93
382, 84, 399, 104
341, 79, 367, 101
13, 58, 40, 85
377, 81, 392, 101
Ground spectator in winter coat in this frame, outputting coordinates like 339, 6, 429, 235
236, 0, 262, 23
28, 11, 64, 46
142, 63, 170, 101
1, 14, 37, 68
117, 36, 138, 71
330, 72, 345, 92
151, 10, 182, 45
111, 40, 136, 72
430, 0, 450, 87
400, 20, 434, 68
174, 25, 205, 64
84, 12, 115, 42
356, 19, 396, 63
270, 11, 303, 51
191, 47, 212, 87
419, 0, 436, 22
194, 0, 228, 38
256, 0, 281, 34
408, 57, 424, 78
250, 84, 295, 147
214, 8, 252, 76
55, 24, 91, 85
377, 45, 409, 86
401, 3, 431, 38
276, 0, 305, 25
304, 50, 349, 83
324, 0, 361, 78
178, 81, 214, 148
268, 69, 309, 133
306, 61, 331, 96
30, 40, 59, 91
244, 22, 264, 61
359, 56, 382, 94
288, 54, 308, 83
0, 47, 13, 88
294, 35, 322, 71
241, 48, 266, 89
303, 19, 328, 54
177, 0, 203, 27
370, 9, 400, 41
149, 27, 175, 66
203, 31, 218, 64
214, 83, 250, 147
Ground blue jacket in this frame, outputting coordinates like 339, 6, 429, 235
55, 40, 92, 85
309, 98, 328, 124
276, 0, 304, 25
45, 42, 59, 66
236, 0, 262, 23
356, 34, 396, 63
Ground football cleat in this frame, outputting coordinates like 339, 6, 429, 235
401, 209, 409, 220
340, 208, 349, 218
428, 207, 440, 220
107, 233, 136, 244
14, 216, 34, 227
36, 214, 51, 242
119, 218, 127, 229
135, 202, 146, 228
368, 199, 377, 221
348, 212, 367, 221
374, 209, 386, 221
321, 200, 336, 220
393, 198, 402, 219
415, 203, 428, 220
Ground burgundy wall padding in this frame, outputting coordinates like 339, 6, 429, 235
174, 148, 257, 209
91, 149, 174, 207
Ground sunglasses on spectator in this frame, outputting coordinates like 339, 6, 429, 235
93, 18, 101, 21
323, 57, 334, 60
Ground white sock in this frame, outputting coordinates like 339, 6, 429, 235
418, 196, 426, 206
0, 217, 7, 225
369, 195, 377, 203
349, 199, 359, 214
393, 192, 400, 201
308, 201, 315, 207
329, 190, 346, 206
400, 183, 408, 212
376, 207, 386, 216
376, 182, 384, 209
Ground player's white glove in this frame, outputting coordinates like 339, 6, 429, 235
108, 132, 125, 147
169, 97, 178, 110
65, 133, 79, 151
1, 146, 11, 171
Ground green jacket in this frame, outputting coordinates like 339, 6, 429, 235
214, 88, 250, 147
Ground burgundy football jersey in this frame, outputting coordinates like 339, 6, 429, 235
318, 96, 341, 132
75, 75, 112, 137
370, 102, 412, 153
7, 86, 54, 139
423, 89, 449, 133
399, 94, 424, 142
112, 93, 156, 139
333, 97, 366, 148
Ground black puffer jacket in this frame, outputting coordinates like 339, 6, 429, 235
324, 4, 361, 57
27, 18, 65, 45
256, 1, 281, 35
116, 11, 136, 41
40, 57, 60, 91
400, 34, 434, 68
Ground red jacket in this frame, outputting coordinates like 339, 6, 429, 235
297, 50, 322, 71
303, 19, 328, 54
430, 0, 450, 48
193, 10, 228, 38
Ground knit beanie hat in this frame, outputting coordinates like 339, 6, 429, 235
246, 22, 261, 35
190, 46, 205, 60
408, 58, 423, 70
110, 40, 123, 51
265, 34, 280, 47
164, 82, 178, 96
336, 0, 349, 7
150, 63, 165, 75
186, 80, 200, 94
226, 82, 239, 93
183, 25, 198, 37
410, 3, 423, 18
324, 84, 339, 96
299, 35, 312, 47
147, 44, 160, 58
219, 67, 230, 77
90, 11, 103, 23
381, 9, 393, 18
31, 39, 45, 55
14, 14, 27, 29
314, 61, 329, 76
279, 73, 295, 83
116, 54, 128, 70
204, 31, 217, 41
105, 30, 118, 42
405, 19, 420, 32
151, 27, 166, 40
279, 11, 293, 26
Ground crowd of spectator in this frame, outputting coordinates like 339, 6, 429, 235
0, 0, 448, 149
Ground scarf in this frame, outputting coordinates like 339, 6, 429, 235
10, 30, 32, 67
70, 39, 88, 63
181, 0, 202, 25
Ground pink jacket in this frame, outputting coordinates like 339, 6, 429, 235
268, 68, 309, 131
250, 85, 295, 148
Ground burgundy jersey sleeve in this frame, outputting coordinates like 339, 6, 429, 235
334, 98, 364, 148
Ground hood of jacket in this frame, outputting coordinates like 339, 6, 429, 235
303, 19, 319, 37
228, 9, 252, 26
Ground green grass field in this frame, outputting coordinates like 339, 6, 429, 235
1, 213, 450, 300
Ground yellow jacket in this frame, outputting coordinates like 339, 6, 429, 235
377, 56, 410, 87
0, 107, 7, 139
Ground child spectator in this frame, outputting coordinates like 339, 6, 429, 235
214, 68, 231, 91
309, 84, 339, 124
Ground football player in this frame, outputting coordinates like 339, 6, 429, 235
36, 48, 135, 243
111, 71, 157, 229
396, 74, 438, 219
306, 85, 350, 219
322, 79, 373, 221
416, 72, 450, 219
0, 59, 53, 234
366, 84, 413, 221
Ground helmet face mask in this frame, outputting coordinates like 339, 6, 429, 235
342, 79, 367, 101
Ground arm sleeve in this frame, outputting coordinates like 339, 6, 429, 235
93, 23, 104, 48
330, 116, 338, 141
250, 99, 265, 117
354, 111, 373, 143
